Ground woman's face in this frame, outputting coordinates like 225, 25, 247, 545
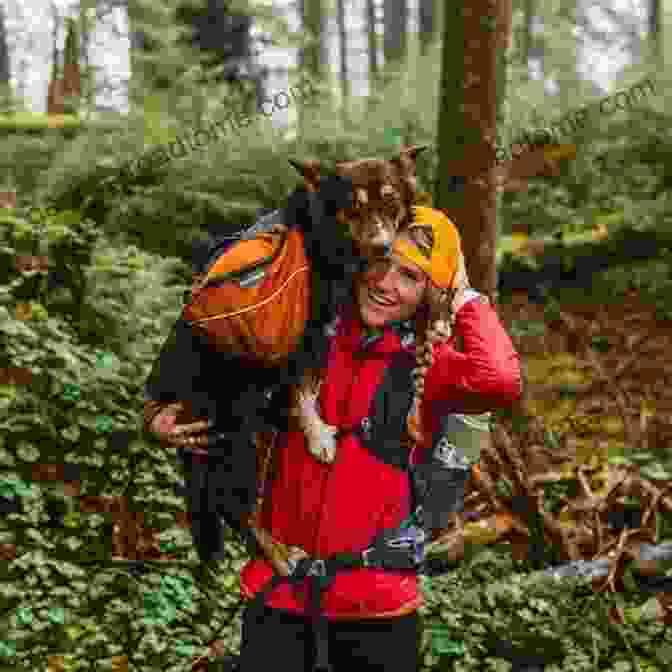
356, 250, 428, 328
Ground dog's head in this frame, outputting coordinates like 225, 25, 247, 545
289, 145, 428, 257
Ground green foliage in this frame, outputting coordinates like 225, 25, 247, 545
419, 546, 672, 671
1, 193, 670, 670
0, 131, 80, 200
0, 200, 249, 669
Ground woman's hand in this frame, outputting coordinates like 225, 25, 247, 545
452, 249, 470, 294
149, 402, 213, 450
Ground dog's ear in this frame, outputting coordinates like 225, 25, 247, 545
391, 145, 428, 203
397, 144, 429, 163
289, 159, 322, 192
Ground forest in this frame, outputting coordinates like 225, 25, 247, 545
1, 0, 672, 670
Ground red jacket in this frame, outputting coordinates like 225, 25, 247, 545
240, 294, 521, 620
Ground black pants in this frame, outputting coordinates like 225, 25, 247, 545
239, 603, 421, 672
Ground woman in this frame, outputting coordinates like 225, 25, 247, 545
149, 206, 521, 672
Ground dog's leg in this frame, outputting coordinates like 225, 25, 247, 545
291, 373, 338, 463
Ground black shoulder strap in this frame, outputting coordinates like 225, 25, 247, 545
351, 350, 417, 471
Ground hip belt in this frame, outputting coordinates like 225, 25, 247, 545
247, 509, 427, 672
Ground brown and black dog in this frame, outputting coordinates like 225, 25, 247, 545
289, 144, 426, 253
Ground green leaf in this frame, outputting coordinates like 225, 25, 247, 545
94, 416, 114, 433
495, 478, 513, 498
16, 441, 40, 462
623, 606, 642, 624
0, 477, 32, 498
383, 128, 404, 149
15, 607, 33, 626
0, 386, 17, 401
51, 209, 82, 230
65, 624, 84, 641
222, 574, 237, 590
48, 607, 66, 624
96, 351, 118, 370
523, 321, 546, 337
510, 414, 530, 434
590, 336, 612, 352
544, 429, 561, 451
655, 642, 672, 666
557, 384, 578, 399
175, 640, 196, 657
640, 464, 670, 480
543, 298, 562, 322
63, 512, 82, 529
62, 383, 82, 402
0, 641, 16, 658
479, 15, 497, 31
60, 425, 81, 442
562, 255, 575, 272
427, 626, 465, 657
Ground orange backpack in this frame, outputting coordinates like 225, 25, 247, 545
182, 225, 312, 367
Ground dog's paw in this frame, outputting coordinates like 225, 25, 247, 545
307, 420, 338, 463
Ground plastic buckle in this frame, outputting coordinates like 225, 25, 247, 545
308, 559, 327, 577
413, 506, 425, 529
286, 556, 299, 576
362, 548, 376, 568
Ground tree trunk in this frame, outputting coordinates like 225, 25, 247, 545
557, 0, 579, 92
79, 0, 94, 113
0, 4, 10, 88
336, 0, 350, 127
648, 0, 662, 64
522, 0, 534, 72
366, 0, 379, 104
298, 0, 328, 133
62, 17, 81, 113
383, 0, 407, 76
418, 0, 436, 55
434, 0, 512, 303
300, 0, 327, 81
47, 2, 63, 115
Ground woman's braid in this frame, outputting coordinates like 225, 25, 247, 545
404, 224, 457, 445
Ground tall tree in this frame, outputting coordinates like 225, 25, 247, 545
434, 0, 512, 302
336, 0, 350, 126
129, 0, 257, 103
298, 0, 328, 133
46, 1, 64, 115
0, 4, 9, 89
78, 0, 96, 114
521, 0, 534, 73
176, 0, 254, 84
418, 0, 437, 55
366, 0, 379, 101
383, 0, 407, 75
62, 17, 82, 114
299, 0, 327, 79
556, 0, 580, 94
648, 0, 662, 63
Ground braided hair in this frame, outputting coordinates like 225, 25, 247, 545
402, 223, 458, 449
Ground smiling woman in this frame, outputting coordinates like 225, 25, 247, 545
357, 243, 429, 329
